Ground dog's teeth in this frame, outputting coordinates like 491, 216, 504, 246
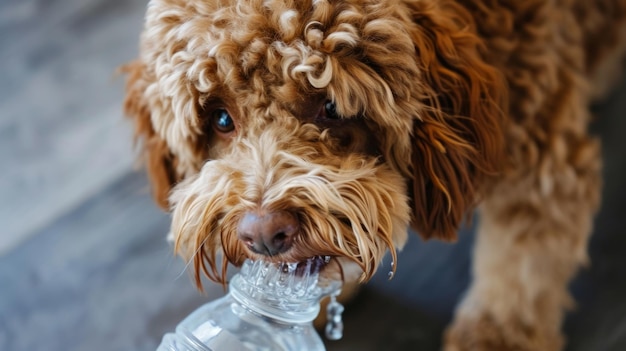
287, 261, 298, 273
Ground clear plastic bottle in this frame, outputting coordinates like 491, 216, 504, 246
157, 258, 343, 351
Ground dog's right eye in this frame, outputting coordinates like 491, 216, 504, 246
323, 101, 340, 120
211, 109, 235, 134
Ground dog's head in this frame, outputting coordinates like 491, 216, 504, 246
124, 0, 505, 286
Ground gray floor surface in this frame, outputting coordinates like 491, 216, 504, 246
1, 1, 626, 350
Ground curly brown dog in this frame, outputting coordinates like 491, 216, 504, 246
123, 0, 626, 349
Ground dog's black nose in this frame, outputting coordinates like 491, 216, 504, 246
237, 211, 299, 256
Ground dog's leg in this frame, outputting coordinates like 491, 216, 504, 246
444, 120, 602, 350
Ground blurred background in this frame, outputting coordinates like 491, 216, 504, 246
1, 0, 625, 350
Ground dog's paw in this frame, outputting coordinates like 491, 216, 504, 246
442, 312, 563, 351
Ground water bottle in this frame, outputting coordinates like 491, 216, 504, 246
156, 258, 344, 351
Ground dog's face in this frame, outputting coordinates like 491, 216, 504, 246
124, 0, 505, 285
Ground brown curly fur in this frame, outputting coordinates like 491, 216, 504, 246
124, 0, 626, 349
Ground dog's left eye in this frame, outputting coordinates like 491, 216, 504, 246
211, 109, 235, 133
322, 101, 340, 120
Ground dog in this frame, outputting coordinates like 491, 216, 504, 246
123, 0, 626, 349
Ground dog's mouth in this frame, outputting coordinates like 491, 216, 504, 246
273, 255, 359, 285
244, 254, 347, 282
272, 256, 347, 296
276, 255, 332, 277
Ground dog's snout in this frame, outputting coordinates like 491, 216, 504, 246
237, 211, 299, 256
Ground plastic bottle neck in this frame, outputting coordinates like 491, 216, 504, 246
228, 259, 341, 325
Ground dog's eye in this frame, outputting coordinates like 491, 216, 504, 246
211, 109, 235, 133
323, 101, 340, 120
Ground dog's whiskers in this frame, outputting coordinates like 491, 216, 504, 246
175, 233, 211, 282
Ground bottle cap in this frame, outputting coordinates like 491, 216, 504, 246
229, 257, 342, 324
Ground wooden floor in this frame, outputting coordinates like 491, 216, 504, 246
1, 0, 626, 350
0, 0, 146, 254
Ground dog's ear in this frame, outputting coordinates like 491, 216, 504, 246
123, 60, 178, 210
407, 2, 506, 241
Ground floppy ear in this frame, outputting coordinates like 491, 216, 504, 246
123, 60, 179, 210
407, 2, 507, 241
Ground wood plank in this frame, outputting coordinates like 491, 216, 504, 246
0, 0, 149, 252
